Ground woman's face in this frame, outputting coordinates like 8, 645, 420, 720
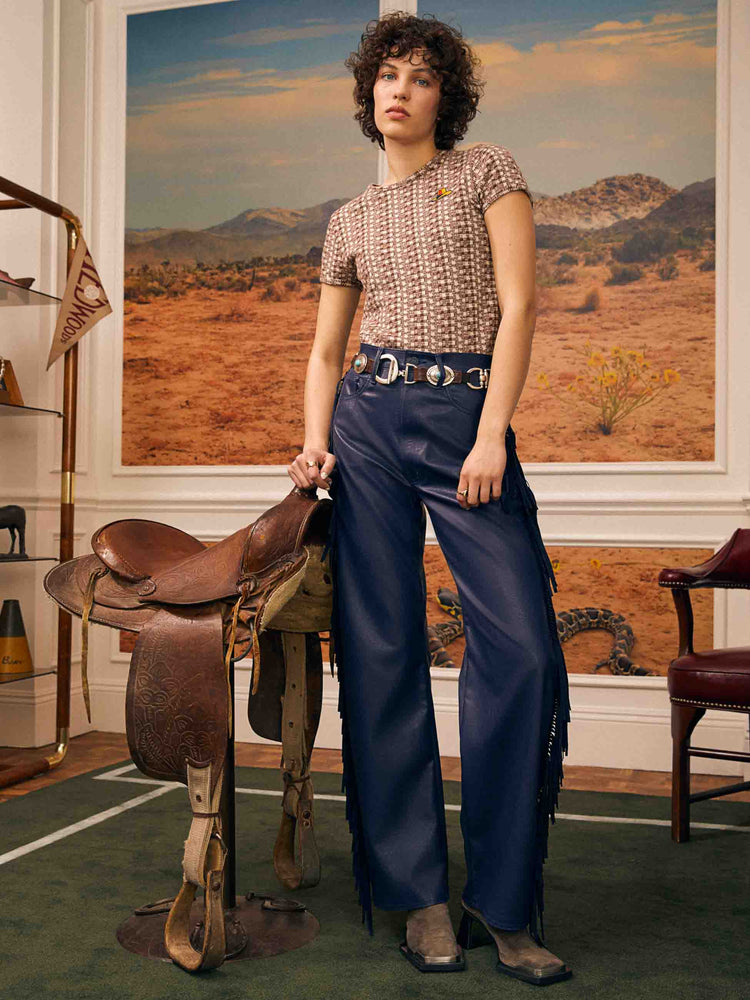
372, 48, 441, 143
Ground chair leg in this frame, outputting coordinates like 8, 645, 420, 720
671, 702, 706, 843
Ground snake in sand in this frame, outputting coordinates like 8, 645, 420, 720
427, 585, 654, 676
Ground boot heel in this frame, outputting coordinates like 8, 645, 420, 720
456, 911, 493, 950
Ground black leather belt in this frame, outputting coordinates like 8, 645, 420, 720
349, 352, 490, 388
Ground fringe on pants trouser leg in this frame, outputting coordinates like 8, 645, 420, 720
321, 342, 571, 945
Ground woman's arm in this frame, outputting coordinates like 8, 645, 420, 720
288, 282, 361, 491
477, 189, 537, 442
456, 189, 536, 508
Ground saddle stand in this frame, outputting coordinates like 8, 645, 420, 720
43, 485, 333, 972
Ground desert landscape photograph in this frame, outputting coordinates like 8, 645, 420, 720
123, 0, 716, 468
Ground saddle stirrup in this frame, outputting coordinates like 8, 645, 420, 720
164, 761, 228, 972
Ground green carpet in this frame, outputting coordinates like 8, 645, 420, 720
1, 761, 748, 999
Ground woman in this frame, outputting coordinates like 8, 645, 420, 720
287, 11, 572, 987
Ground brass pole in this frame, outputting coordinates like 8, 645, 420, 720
47, 218, 81, 769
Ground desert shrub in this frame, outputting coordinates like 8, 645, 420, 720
583, 250, 607, 266
578, 288, 601, 313
657, 255, 679, 281
606, 263, 643, 285
261, 282, 287, 302
698, 253, 715, 272
536, 255, 575, 287
613, 228, 678, 264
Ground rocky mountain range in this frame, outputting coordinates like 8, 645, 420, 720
125, 174, 715, 269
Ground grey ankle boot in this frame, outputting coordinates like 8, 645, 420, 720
399, 902, 465, 973
457, 899, 573, 985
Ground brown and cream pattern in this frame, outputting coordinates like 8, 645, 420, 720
319, 143, 533, 354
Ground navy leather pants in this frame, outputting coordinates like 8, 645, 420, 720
321, 342, 570, 946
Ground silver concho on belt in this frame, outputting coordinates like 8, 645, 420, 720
351, 352, 368, 373
426, 364, 455, 386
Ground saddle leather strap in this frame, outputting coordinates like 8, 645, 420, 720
164, 760, 227, 972
223, 581, 252, 734
80, 566, 109, 723
272, 632, 320, 889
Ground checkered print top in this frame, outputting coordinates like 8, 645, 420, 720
319, 142, 533, 353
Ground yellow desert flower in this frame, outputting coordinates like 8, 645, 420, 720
590, 558, 601, 570
537, 372, 550, 387
553, 339, 680, 435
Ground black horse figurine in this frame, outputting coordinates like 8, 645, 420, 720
0, 505, 27, 559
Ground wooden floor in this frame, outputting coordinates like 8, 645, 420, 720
1, 731, 748, 804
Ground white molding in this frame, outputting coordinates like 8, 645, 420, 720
89, 664, 748, 777
4, 493, 750, 525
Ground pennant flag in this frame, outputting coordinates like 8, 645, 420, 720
46, 235, 112, 369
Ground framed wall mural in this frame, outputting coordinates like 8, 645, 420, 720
124, 0, 717, 466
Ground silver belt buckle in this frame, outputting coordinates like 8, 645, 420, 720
375, 352, 399, 384
465, 367, 490, 389
426, 364, 455, 387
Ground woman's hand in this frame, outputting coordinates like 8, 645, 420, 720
288, 446, 337, 492
456, 438, 506, 509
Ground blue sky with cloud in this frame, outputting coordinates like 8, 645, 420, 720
126, 0, 716, 229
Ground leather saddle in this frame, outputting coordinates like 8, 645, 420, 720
43, 485, 333, 972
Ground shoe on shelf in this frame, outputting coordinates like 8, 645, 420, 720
399, 901, 466, 973
456, 898, 573, 986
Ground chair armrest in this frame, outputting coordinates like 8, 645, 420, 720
658, 528, 750, 590
666, 588, 695, 658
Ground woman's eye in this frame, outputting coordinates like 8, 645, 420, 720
380, 72, 429, 85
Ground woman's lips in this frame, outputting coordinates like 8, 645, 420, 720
386, 110, 409, 119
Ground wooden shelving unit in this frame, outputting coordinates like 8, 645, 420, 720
0, 175, 84, 787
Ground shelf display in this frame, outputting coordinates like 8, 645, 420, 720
0, 271, 61, 307
0, 172, 112, 786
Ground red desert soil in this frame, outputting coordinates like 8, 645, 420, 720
121, 251, 714, 466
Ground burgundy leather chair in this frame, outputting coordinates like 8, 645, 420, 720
659, 528, 750, 842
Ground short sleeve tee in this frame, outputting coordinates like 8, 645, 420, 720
319, 142, 532, 354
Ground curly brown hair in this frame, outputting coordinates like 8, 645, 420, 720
344, 11, 485, 151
